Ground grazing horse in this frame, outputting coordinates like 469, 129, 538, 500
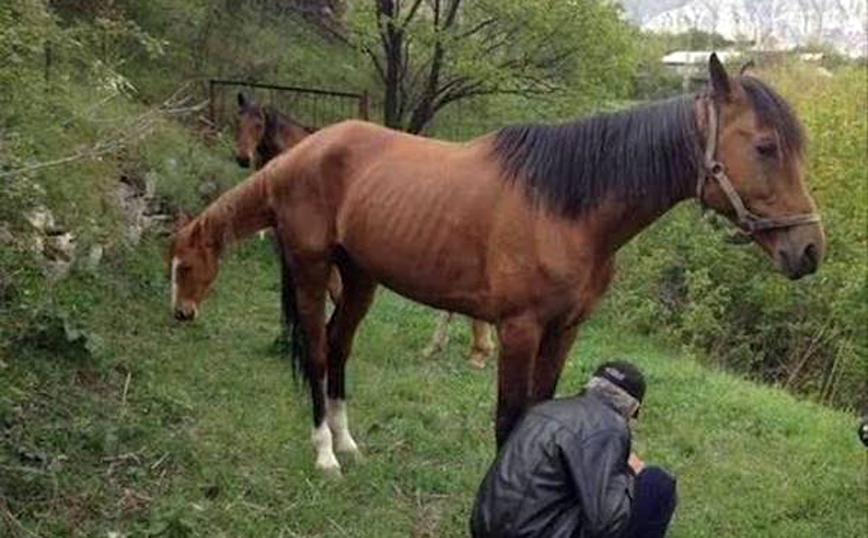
235, 92, 496, 367
170, 56, 824, 474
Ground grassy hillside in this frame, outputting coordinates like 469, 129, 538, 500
2, 239, 864, 537
2, 3, 865, 537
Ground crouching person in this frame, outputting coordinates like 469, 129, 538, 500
470, 361, 677, 538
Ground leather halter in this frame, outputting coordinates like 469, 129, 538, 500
696, 96, 821, 234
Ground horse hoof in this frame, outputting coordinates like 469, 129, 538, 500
334, 437, 361, 457
468, 352, 487, 369
317, 462, 343, 478
341, 449, 364, 463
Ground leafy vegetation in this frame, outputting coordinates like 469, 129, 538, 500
0, 1, 865, 536
609, 63, 867, 410
347, 0, 637, 133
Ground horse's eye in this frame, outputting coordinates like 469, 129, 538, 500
756, 142, 777, 158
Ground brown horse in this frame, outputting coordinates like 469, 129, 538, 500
235, 92, 496, 367
235, 92, 314, 170
234, 92, 342, 305
170, 56, 823, 474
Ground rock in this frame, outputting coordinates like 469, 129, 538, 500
0, 223, 13, 245
24, 206, 56, 233
44, 231, 76, 262
198, 180, 219, 200
85, 244, 104, 271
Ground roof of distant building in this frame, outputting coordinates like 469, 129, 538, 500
661, 50, 743, 65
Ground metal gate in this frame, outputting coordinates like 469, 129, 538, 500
208, 79, 370, 131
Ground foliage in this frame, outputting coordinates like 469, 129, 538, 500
0, 0, 248, 355
1, 4, 865, 535
347, 0, 638, 133
649, 28, 736, 51
608, 63, 867, 410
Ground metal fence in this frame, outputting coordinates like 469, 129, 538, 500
208, 79, 369, 131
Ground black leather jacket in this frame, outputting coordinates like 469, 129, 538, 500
471, 393, 634, 538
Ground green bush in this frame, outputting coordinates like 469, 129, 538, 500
0, 1, 244, 355
609, 64, 867, 410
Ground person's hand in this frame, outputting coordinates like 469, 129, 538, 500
629, 453, 645, 474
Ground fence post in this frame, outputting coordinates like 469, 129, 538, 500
208, 80, 216, 127
44, 41, 52, 84
358, 90, 370, 121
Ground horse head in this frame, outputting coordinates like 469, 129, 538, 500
235, 92, 267, 169
698, 54, 825, 280
168, 215, 222, 321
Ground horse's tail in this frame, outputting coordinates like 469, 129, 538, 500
272, 237, 309, 387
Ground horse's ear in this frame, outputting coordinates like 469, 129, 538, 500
739, 59, 756, 76
708, 53, 732, 100
185, 220, 205, 249
237, 92, 248, 110
174, 212, 192, 232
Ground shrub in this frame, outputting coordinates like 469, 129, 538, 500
609, 63, 867, 410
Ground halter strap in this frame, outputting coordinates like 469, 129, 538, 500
697, 97, 820, 234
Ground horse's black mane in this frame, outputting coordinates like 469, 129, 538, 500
492, 75, 804, 219
262, 105, 315, 136
249, 104, 315, 163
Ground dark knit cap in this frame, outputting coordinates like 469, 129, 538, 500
594, 361, 646, 403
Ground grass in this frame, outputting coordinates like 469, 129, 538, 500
1, 238, 865, 537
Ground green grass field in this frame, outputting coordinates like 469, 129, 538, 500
1, 239, 865, 537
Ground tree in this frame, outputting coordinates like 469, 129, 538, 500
349, 0, 636, 133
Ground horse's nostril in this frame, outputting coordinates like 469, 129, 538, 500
802, 243, 819, 274
777, 249, 791, 274
236, 156, 250, 168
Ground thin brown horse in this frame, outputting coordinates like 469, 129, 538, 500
170, 56, 824, 474
235, 92, 496, 367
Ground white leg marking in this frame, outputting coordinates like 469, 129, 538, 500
171, 257, 180, 310
327, 398, 359, 454
311, 422, 340, 473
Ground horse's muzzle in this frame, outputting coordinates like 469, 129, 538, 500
173, 306, 197, 322
778, 242, 820, 280
236, 156, 251, 168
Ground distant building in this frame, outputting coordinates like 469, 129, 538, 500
661, 50, 826, 90
661, 50, 744, 90
661, 50, 744, 75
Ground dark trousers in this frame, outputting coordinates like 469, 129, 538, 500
626, 466, 678, 538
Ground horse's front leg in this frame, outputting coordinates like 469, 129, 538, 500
530, 322, 580, 404
494, 314, 543, 448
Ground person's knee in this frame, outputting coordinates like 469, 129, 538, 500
637, 466, 677, 508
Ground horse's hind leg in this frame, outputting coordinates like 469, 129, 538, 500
423, 311, 453, 358
326, 266, 343, 305
326, 255, 376, 457
494, 314, 543, 448
468, 319, 495, 369
289, 254, 339, 474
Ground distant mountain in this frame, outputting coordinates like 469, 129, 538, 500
620, 0, 867, 57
